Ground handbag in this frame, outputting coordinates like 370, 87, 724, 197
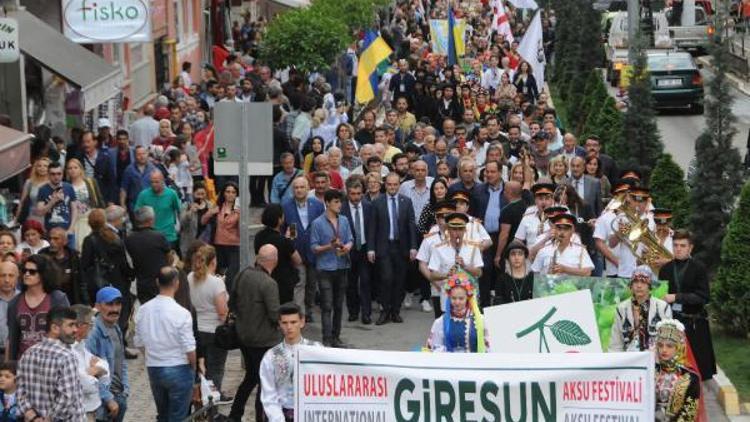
214, 270, 241, 350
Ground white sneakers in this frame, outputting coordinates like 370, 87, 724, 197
421, 300, 433, 313
403, 294, 413, 308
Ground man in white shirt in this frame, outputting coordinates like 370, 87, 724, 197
127, 104, 160, 149
260, 303, 321, 422
134, 267, 196, 421
70, 305, 110, 420
531, 213, 594, 276
481, 55, 503, 92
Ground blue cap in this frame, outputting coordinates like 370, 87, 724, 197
96, 286, 122, 304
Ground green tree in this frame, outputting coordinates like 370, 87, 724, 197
611, 32, 663, 177
712, 180, 750, 337
688, 3, 745, 271
649, 154, 690, 229
578, 70, 609, 135
260, 8, 351, 75
583, 96, 623, 156
311, 0, 391, 32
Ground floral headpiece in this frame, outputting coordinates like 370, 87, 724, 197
443, 271, 476, 296
656, 319, 685, 344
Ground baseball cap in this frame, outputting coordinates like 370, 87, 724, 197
96, 286, 122, 304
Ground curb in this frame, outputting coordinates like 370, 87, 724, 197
696, 56, 750, 96
706, 365, 746, 418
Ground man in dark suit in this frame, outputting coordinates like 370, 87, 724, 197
124, 206, 170, 305
472, 161, 507, 307
341, 178, 374, 324
281, 176, 325, 322
436, 84, 463, 130
367, 173, 418, 325
659, 229, 716, 381
72, 130, 117, 203
423, 139, 458, 178
567, 156, 603, 216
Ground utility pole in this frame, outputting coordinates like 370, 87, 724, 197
627, 0, 639, 63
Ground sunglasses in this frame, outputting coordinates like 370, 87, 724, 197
23, 268, 39, 275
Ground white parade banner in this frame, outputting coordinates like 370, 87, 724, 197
296, 346, 654, 421
485, 290, 603, 354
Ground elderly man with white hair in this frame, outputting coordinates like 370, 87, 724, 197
327, 146, 350, 181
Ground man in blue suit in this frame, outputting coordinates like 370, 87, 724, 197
281, 176, 325, 322
72, 130, 117, 204
341, 178, 374, 324
422, 138, 458, 178
367, 173, 418, 325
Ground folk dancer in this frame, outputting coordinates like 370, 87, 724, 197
654, 319, 701, 422
531, 213, 594, 276
259, 303, 322, 422
426, 271, 489, 353
427, 213, 484, 312
609, 265, 672, 352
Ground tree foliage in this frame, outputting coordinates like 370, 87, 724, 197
688, 4, 744, 272
649, 154, 690, 229
311, 0, 390, 33
260, 8, 350, 74
712, 180, 750, 337
614, 32, 663, 178
578, 70, 610, 135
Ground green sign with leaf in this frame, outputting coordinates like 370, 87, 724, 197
533, 275, 668, 349
516, 306, 593, 353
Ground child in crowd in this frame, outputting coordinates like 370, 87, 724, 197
0, 361, 20, 421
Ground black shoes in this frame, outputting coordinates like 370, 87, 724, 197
331, 338, 350, 348
361, 315, 372, 325
391, 313, 403, 323
375, 313, 390, 325
347, 314, 358, 322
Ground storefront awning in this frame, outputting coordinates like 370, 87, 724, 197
0, 126, 32, 183
13, 9, 123, 111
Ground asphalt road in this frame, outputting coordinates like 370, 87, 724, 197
606, 65, 750, 173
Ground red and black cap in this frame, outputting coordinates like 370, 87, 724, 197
450, 190, 471, 204
653, 208, 673, 224
445, 212, 470, 229
434, 200, 457, 217
551, 213, 576, 227
630, 186, 651, 201
544, 206, 569, 218
531, 183, 555, 196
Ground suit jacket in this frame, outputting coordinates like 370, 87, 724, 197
599, 153, 619, 185
73, 148, 117, 204
566, 175, 602, 216
472, 182, 508, 226
281, 197, 325, 264
341, 200, 373, 252
367, 194, 418, 257
423, 153, 458, 178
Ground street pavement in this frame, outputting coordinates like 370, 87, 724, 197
606, 65, 750, 172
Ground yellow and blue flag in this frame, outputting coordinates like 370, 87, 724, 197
355, 31, 392, 104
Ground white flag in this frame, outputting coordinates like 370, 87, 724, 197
517, 9, 545, 92
491, 0, 514, 43
508, 0, 538, 8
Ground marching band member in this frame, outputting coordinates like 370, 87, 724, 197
609, 265, 672, 352
609, 186, 655, 278
594, 181, 633, 278
450, 190, 492, 251
514, 182, 556, 250
426, 271, 489, 353
654, 319, 701, 422
653, 208, 674, 255
417, 200, 455, 318
531, 213, 594, 276
427, 212, 484, 311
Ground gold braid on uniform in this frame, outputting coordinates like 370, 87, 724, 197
675, 396, 699, 422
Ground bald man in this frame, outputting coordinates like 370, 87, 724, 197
229, 244, 282, 421
134, 170, 182, 249
0, 261, 19, 356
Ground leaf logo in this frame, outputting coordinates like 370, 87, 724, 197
516, 307, 592, 352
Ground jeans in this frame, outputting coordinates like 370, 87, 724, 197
147, 365, 195, 422
229, 346, 269, 421
198, 331, 228, 390
318, 269, 348, 342
95, 391, 128, 422
216, 245, 240, 292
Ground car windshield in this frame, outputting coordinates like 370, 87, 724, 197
647, 55, 695, 71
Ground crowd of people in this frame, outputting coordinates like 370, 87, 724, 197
0, 0, 721, 420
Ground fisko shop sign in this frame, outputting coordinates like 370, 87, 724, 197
62, 0, 152, 43
0, 18, 20, 63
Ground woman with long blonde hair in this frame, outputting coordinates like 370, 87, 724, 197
15, 157, 50, 224
188, 244, 231, 401
66, 158, 105, 251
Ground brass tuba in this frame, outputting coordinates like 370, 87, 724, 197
609, 199, 673, 271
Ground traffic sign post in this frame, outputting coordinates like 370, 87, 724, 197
213, 102, 273, 271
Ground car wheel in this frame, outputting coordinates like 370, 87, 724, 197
692, 103, 704, 115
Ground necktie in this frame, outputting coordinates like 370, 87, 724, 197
390, 196, 399, 240
354, 205, 363, 250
